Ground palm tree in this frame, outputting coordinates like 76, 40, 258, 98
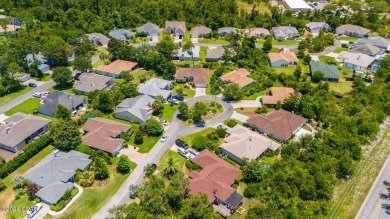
162, 156, 180, 179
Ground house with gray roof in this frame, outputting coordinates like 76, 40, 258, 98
38, 91, 86, 117
137, 22, 159, 36
305, 22, 331, 36
25, 53, 50, 73
310, 61, 340, 82
0, 112, 50, 152
137, 78, 173, 101
357, 36, 390, 50
175, 46, 200, 60
272, 26, 299, 40
336, 24, 370, 38
245, 28, 270, 38
114, 95, 154, 123
349, 43, 383, 56
23, 150, 91, 205
206, 47, 225, 61
338, 51, 376, 72
165, 21, 186, 37
86, 33, 110, 46
73, 73, 112, 95
190, 26, 212, 38
218, 27, 239, 36
109, 28, 134, 41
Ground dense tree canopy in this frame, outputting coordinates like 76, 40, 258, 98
49, 120, 81, 151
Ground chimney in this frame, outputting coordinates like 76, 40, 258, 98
68, 95, 72, 99
54, 149, 60, 157
5, 127, 10, 134
91, 82, 95, 87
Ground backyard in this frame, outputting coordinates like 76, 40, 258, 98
333, 47, 349, 53
198, 38, 229, 44
338, 36, 359, 42
157, 104, 178, 122
180, 127, 216, 145
0, 86, 33, 107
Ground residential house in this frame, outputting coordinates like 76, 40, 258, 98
245, 28, 270, 38
94, 60, 138, 78
217, 27, 239, 36
187, 150, 243, 216
283, 0, 312, 12
175, 68, 209, 88
109, 28, 134, 41
81, 117, 131, 156
0, 24, 20, 35
137, 78, 173, 101
219, 125, 281, 165
23, 150, 91, 205
349, 43, 383, 56
246, 109, 307, 142
0, 113, 50, 152
190, 26, 212, 38
13, 73, 31, 83
165, 21, 186, 37
336, 24, 370, 38
137, 22, 160, 36
86, 33, 110, 46
272, 26, 299, 40
206, 47, 226, 61
114, 95, 154, 123
338, 51, 375, 72
305, 22, 332, 36
218, 68, 255, 89
38, 91, 86, 117
268, 51, 299, 67
260, 87, 295, 107
357, 36, 390, 50
73, 73, 112, 95
25, 53, 50, 73
310, 61, 340, 82
175, 46, 200, 61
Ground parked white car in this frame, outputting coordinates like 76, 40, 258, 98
160, 134, 169, 142
33, 93, 42, 98
160, 120, 169, 126
178, 148, 190, 159
26, 203, 43, 218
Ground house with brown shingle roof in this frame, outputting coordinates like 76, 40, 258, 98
81, 117, 131, 156
0, 24, 20, 35
187, 150, 243, 214
245, 28, 270, 38
175, 68, 209, 88
190, 26, 212, 38
260, 87, 294, 107
268, 51, 298, 67
246, 109, 307, 142
218, 68, 255, 89
94, 60, 137, 78
165, 21, 186, 37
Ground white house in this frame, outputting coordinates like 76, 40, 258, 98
338, 51, 375, 72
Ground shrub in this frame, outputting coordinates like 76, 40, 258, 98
0, 180, 6, 192
215, 128, 226, 138
192, 135, 209, 151
76, 144, 93, 155
142, 119, 164, 136
226, 119, 237, 128
0, 156, 6, 168
116, 155, 132, 174
120, 132, 131, 141
134, 130, 144, 144
185, 160, 201, 171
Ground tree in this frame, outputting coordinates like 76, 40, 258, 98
156, 37, 177, 60
26, 182, 39, 197
6, 62, 23, 74
293, 66, 302, 82
73, 55, 92, 72
161, 156, 179, 179
152, 96, 165, 115
262, 37, 273, 53
242, 160, 264, 183
117, 155, 132, 174
120, 83, 138, 98
180, 194, 213, 219
144, 164, 156, 178
183, 41, 195, 67
55, 104, 71, 120
215, 128, 226, 138
52, 67, 72, 87
142, 119, 163, 136
312, 70, 324, 83
93, 91, 114, 113
93, 157, 109, 180
178, 101, 189, 120
134, 129, 144, 144
223, 83, 243, 101
303, 54, 312, 65
11, 175, 27, 189
49, 120, 81, 151
191, 101, 208, 121
192, 135, 209, 151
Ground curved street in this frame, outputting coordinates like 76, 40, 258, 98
92, 95, 234, 219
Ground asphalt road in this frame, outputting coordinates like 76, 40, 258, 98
356, 155, 390, 219
0, 80, 55, 114
91, 95, 234, 219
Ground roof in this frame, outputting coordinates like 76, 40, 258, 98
114, 95, 154, 122
165, 21, 186, 32
219, 68, 255, 88
247, 109, 307, 140
246, 28, 270, 37
137, 22, 159, 35
218, 27, 238, 35
25, 54, 47, 66
349, 43, 382, 56
176, 46, 200, 58
175, 68, 209, 84
137, 78, 172, 99
284, 0, 311, 9
0, 24, 20, 33
23, 150, 91, 204
81, 117, 131, 153
109, 29, 134, 41
206, 47, 225, 60
262, 87, 294, 105
0, 113, 51, 148
95, 60, 138, 76
357, 36, 390, 49
338, 51, 375, 68
39, 91, 85, 115
86, 33, 110, 42
191, 26, 212, 36
73, 73, 112, 93
310, 61, 340, 80
187, 150, 242, 204
272, 26, 299, 37
220, 125, 281, 160
336, 24, 370, 35
268, 51, 299, 63
305, 22, 331, 30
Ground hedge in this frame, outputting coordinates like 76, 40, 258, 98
50, 187, 79, 212
0, 135, 52, 179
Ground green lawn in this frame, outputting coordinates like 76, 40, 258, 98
234, 107, 258, 117
230, 198, 261, 219
0, 87, 33, 107
198, 38, 229, 44
101, 113, 132, 125
181, 128, 216, 146
338, 36, 359, 42
273, 59, 310, 76
128, 123, 162, 153
223, 118, 242, 126
205, 71, 214, 95
269, 47, 280, 52
257, 38, 299, 45
182, 31, 191, 44
333, 47, 349, 53
237, 0, 270, 14
329, 81, 353, 94
159, 104, 178, 122
157, 150, 188, 174
173, 83, 195, 98
318, 55, 337, 63
4, 98, 41, 116
92, 59, 104, 68
48, 82, 75, 94
199, 46, 207, 61
242, 91, 265, 100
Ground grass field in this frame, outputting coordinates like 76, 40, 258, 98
128, 123, 162, 153
198, 38, 229, 44
4, 98, 41, 116
48, 82, 74, 94
0, 87, 32, 107
199, 46, 207, 61
180, 128, 216, 146
333, 47, 349, 53
269, 47, 280, 52
236, 1, 271, 14
173, 83, 195, 98
158, 104, 178, 122
157, 150, 188, 174
92, 59, 104, 68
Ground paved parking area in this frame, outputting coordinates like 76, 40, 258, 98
119, 147, 147, 164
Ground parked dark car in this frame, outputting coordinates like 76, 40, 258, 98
28, 82, 37, 87
171, 95, 184, 101
175, 139, 188, 149
195, 121, 205, 127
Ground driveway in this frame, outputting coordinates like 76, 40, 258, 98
22, 79, 46, 86
194, 88, 206, 97
231, 111, 249, 123
22, 203, 50, 219
119, 147, 147, 164
191, 37, 198, 43
0, 114, 8, 124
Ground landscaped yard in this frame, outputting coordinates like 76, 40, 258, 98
257, 38, 299, 45
269, 47, 280, 52
199, 46, 207, 61
182, 101, 223, 126
198, 38, 229, 44
180, 127, 216, 145
338, 36, 359, 42
92, 59, 104, 68
157, 150, 188, 174
229, 198, 260, 219
234, 107, 258, 117
158, 104, 178, 122
129, 37, 150, 45
328, 80, 354, 94
333, 47, 349, 53
173, 83, 195, 98
181, 31, 191, 44
128, 123, 162, 153
0, 86, 32, 107
273, 60, 310, 76
48, 82, 75, 94
4, 98, 41, 116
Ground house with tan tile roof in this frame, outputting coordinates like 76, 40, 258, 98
175, 68, 209, 88
0, 24, 20, 35
245, 28, 270, 38
81, 117, 131, 156
73, 73, 112, 94
218, 68, 255, 89
94, 60, 137, 78
246, 109, 307, 142
190, 26, 212, 38
260, 87, 294, 107
268, 51, 298, 67
187, 150, 243, 215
